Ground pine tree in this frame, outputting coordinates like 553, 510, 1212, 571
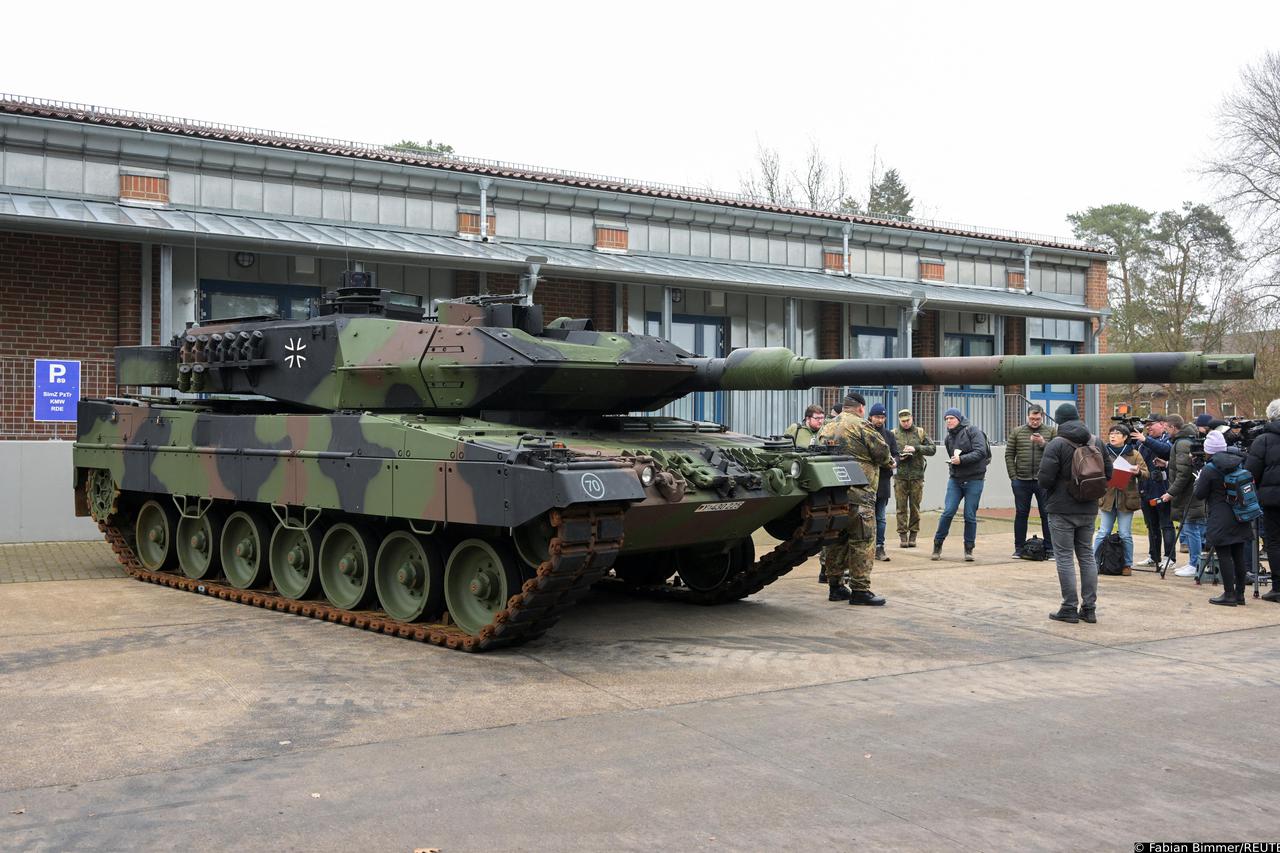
867, 168, 914, 220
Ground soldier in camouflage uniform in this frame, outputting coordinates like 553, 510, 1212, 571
892, 408, 935, 548
818, 392, 891, 605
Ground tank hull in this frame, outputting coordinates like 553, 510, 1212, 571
74, 399, 860, 649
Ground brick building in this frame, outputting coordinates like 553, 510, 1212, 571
0, 95, 1111, 539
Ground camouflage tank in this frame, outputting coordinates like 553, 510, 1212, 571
73, 274, 1255, 651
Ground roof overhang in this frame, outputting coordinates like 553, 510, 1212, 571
0, 191, 1101, 319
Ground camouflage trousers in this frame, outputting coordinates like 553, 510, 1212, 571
822, 501, 876, 591
822, 538, 874, 591
895, 479, 924, 535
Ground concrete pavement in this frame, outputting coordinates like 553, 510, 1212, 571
1, 517, 1277, 851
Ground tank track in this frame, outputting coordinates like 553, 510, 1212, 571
618, 486, 851, 605
100, 502, 626, 652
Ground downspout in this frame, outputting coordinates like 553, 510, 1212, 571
842, 223, 852, 276
478, 178, 492, 241
902, 292, 925, 416
522, 255, 547, 305
1023, 245, 1032, 289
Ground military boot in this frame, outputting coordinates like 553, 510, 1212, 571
828, 583, 852, 602
875, 545, 890, 562
899, 534, 910, 548
908, 532, 918, 548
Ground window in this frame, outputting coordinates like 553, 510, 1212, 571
1006, 269, 1025, 289
943, 333, 995, 390
457, 211, 496, 237
1221, 402, 1236, 417
919, 259, 945, 281
851, 326, 897, 360
1192, 399, 1208, 417
200, 280, 322, 322
595, 226, 628, 251
823, 251, 845, 273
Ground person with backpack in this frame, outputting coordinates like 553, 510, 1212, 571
1036, 403, 1112, 624
1093, 425, 1149, 575
785, 404, 826, 448
930, 408, 991, 562
1245, 399, 1280, 603
1162, 414, 1209, 578
1194, 429, 1258, 606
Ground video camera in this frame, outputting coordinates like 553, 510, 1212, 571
1226, 417, 1266, 449
1110, 403, 1151, 437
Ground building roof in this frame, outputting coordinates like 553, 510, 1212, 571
0, 94, 1108, 257
0, 190, 1099, 319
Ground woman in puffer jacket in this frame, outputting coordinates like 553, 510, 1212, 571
1194, 429, 1254, 606
1094, 425, 1149, 574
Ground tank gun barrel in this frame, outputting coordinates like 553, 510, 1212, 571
686, 349, 1255, 392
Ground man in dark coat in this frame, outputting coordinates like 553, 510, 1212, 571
1036, 403, 1112, 624
1244, 398, 1280, 602
1133, 416, 1175, 569
930, 407, 990, 562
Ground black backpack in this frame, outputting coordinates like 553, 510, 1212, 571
1021, 536, 1048, 561
1095, 533, 1127, 576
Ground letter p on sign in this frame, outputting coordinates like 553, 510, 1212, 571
49, 363, 66, 384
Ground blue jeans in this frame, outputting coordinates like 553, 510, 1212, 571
875, 492, 888, 547
934, 478, 985, 548
1011, 478, 1053, 552
1180, 519, 1206, 568
1094, 509, 1135, 567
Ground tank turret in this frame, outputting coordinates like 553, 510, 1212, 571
116, 287, 1255, 413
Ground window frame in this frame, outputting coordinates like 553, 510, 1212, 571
199, 279, 323, 322
943, 332, 996, 391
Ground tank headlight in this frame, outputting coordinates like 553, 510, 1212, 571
789, 460, 802, 478
640, 465, 655, 487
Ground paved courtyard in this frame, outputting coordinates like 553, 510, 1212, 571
1, 514, 1278, 851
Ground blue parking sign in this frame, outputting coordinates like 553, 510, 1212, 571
33, 359, 81, 422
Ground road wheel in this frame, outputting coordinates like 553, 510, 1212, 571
443, 538, 522, 636
375, 531, 444, 622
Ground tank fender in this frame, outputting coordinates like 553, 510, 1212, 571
506, 465, 645, 528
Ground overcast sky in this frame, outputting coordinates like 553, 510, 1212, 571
3, 1, 1277, 241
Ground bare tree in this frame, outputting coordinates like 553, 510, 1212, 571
1207, 51, 1280, 287
793, 142, 849, 211
740, 144, 795, 206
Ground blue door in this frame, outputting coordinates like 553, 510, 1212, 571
647, 313, 726, 422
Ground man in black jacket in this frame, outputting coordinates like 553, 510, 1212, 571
1036, 403, 1112, 624
1245, 398, 1280, 602
930, 407, 990, 562
1133, 416, 1175, 569
867, 403, 899, 561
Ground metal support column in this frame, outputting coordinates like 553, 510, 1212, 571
994, 315, 1006, 442
159, 245, 173, 344
661, 285, 673, 341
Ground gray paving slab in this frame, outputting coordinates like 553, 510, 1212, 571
0, 530, 1277, 851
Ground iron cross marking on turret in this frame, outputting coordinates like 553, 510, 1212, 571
284, 338, 307, 368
